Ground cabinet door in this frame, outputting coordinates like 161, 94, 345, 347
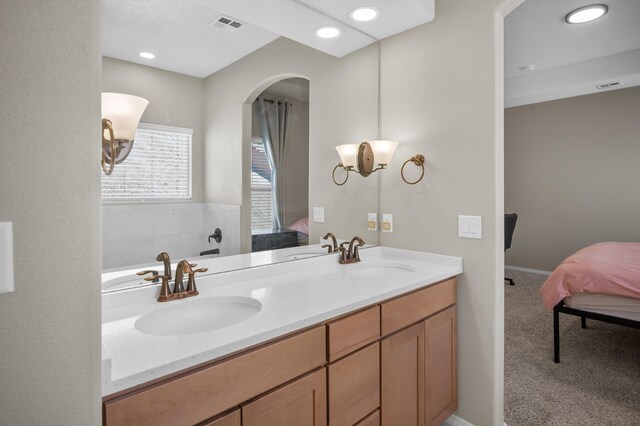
424, 306, 457, 426
381, 322, 425, 426
328, 342, 380, 426
242, 369, 326, 426
200, 409, 240, 426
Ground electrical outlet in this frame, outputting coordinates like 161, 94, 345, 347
382, 214, 393, 233
313, 207, 325, 223
0, 222, 15, 294
368, 213, 378, 231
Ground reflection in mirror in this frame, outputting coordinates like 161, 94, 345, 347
250, 78, 310, 253
101, 3, 380, 293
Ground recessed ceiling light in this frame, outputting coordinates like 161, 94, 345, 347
139, 52, 155, 59
315, 26, 341, 39
565, 4, 608, 24
349, 7, 379, 22
518, 65, 536, 72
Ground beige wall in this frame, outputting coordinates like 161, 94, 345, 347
0, 0, 101, 424
204, 37, 380, 251
379, 0, 512, 423
102, 57, 205, 202
505, 86, 640, 271
0, 0, 517, 423
252, 94, 310, 228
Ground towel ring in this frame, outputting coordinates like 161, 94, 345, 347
332, 164, 349, 186
401, 154, 425, 185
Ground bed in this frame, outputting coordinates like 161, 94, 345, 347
540, 242, 640, 363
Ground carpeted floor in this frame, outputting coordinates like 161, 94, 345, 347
504, 269, 640, 426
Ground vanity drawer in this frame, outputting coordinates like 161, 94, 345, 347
381, 278, 456, 336
328, 342, 380, 426
103, 326, 326, 426
327, 305, 380, 362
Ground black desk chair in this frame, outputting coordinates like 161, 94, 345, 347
505, 213, 518, 286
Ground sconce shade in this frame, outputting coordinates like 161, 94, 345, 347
336, 144, 359, 168
369, 140, 399, 165
101, 93, 149, 141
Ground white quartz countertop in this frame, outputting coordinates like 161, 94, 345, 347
101, 246, 462, 396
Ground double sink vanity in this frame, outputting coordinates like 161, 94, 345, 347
101, 243, 463, 426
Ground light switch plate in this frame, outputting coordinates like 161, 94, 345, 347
0, 222, 15, 294
367, 213, 378, 231
458, 215, 481, 239
382, 214, 393, 233
313, 207, 325, 223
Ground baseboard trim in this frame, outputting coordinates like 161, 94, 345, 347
505, 265, 552, 276
444, 414, 508, 426
444, 414, 475, 426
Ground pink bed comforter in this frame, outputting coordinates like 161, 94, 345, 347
540, 242, 640, 310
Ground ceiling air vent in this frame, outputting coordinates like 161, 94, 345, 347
596, 81, 623, 91
210, 15, 246, 31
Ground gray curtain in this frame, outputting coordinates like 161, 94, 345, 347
254, 97, 291, 231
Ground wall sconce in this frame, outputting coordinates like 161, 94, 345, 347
332, 140, 399, 185
101, 92, 149, 175
401, 154, 426, 185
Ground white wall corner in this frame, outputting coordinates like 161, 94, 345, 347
445, 414, 476, 426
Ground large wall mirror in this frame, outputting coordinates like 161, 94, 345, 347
100, 1, 381, 292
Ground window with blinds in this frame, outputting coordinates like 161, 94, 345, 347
251, 137, 273, 231
101, 123, 192, 202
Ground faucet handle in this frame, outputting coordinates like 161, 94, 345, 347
339, 241, 350, 254
143, 274, 170, 282
137, 269, 159, 283
186, 267, 208, 294
321, 244, 333, 253
337, 245, 348, 264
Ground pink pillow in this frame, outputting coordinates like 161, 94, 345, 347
288, 217, 309, 235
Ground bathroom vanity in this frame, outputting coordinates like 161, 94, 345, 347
101, 247, 462, 426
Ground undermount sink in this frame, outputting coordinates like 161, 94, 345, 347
135, 296, 262, 336
348, 262, 416, 278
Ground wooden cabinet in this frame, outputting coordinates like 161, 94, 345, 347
103, 277, 457, 426
380, 305, 457, 426
327, 306, 380, 362
356, 410, 380, 426
242, 369, 326, 426
200, 409, 240, 426
103, 326, 325, 426
381, 278, 456, 336
328, 342, 380, 426
425, 306, 457, 426
381, 323, 425, 426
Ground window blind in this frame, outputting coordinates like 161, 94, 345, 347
101, 123, 192, 202
251, 137, 273, 231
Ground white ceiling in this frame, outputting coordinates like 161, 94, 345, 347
103, 0, 435, 78
263, 78, 310, 102
505, 0, 640, 107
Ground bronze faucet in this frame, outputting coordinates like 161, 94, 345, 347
322, 232, 339, 253
338, 236, 365, 264
138, 257, 208, 302
156, 251, 172, 279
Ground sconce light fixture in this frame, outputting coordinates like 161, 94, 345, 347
332, 140, 399, 185
101, 92, 149, 175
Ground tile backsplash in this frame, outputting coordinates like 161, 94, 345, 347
102, 203, 241, 270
